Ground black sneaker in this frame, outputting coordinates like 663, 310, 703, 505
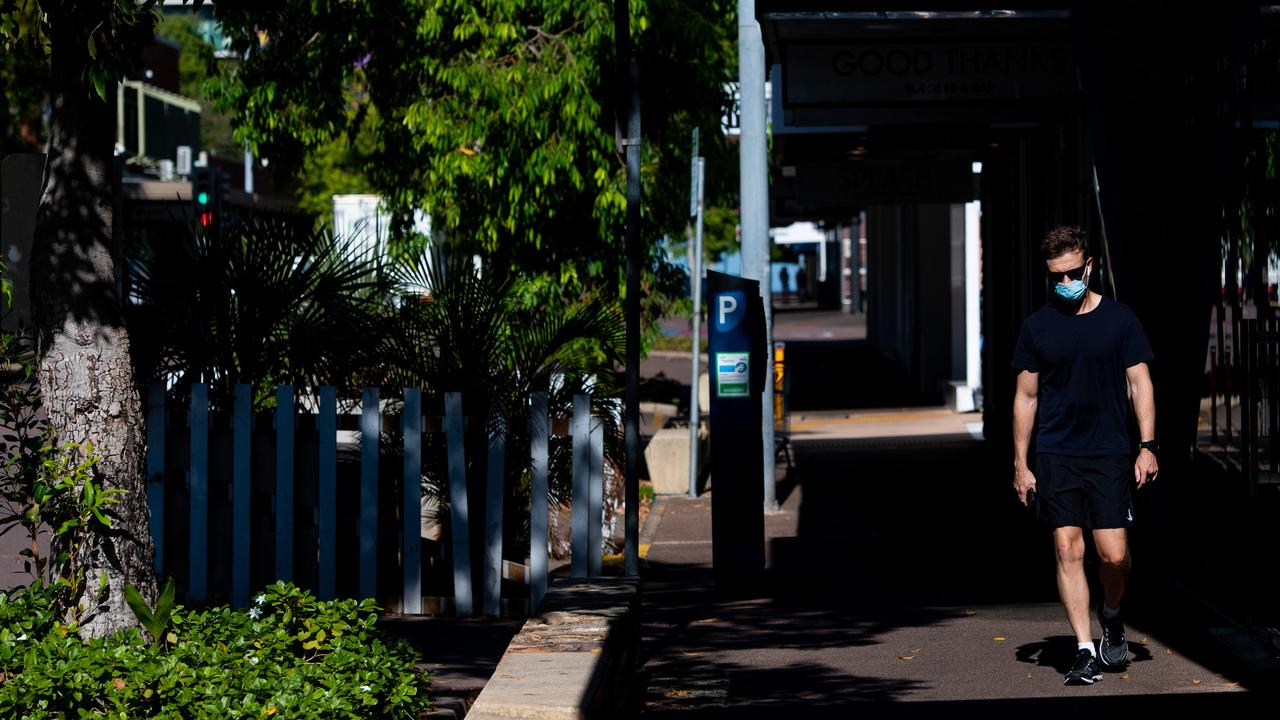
1064, 648, 1103, 685
1097, 606, 1129, 669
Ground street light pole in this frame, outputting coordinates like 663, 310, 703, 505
738, 0, 777, 512
615, 0, 642, 577
689, 157, 705, 498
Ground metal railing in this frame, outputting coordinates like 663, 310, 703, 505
1240, 313, 1280, 495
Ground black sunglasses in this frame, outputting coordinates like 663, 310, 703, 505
1051, 262, 1089, 283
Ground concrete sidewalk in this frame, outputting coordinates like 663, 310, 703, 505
635, 432, 1263, 717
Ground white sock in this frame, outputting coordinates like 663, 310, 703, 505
1078, 641, 1096, 656
1102, 603, 1121, 620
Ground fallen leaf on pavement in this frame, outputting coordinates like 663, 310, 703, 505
1191, 679, 1202, 685
910, 648, 923, 654
994, 637, 1006, 641
1139, 636, 1149, 644
964, 610, 977, 616
1120, 674, 1130, 681
664, 689, 690, 698
693, 618, 718, 624
681, 650, 702, 657
897, 655, 914, 661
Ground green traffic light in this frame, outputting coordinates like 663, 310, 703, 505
197, 191, 209, 205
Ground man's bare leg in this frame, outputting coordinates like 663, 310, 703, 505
1092, 528, 1129, 611
1054, 526, 1092, 644
1092, 527, 1131, 669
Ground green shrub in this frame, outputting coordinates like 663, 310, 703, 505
1, 264, 429, 718
0, 582, 430, 719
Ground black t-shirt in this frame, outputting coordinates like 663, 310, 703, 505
1010, 295, 1154, 456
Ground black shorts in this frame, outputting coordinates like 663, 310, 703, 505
1033, 453, 1135, 530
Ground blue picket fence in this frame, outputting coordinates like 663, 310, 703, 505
145, 384, 610, 617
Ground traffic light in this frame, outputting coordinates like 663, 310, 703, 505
193, 166, 214, 228
192, 166, 225, 231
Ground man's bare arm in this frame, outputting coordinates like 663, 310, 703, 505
1126, 361, 1158, 487
1012, 370, 1038, 503
1126, 362, 1155, 442
1013, 370, 1038, 468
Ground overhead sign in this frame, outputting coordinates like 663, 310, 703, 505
783, 41, 1075, 106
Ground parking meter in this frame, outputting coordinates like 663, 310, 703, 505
706, 271, 766, 585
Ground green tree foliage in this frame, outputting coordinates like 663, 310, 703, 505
294, 110, 380, 220
153, 9, 240, 159
0, 4, 48, 156
206, 0, 738, 342
701, 204, 742, 264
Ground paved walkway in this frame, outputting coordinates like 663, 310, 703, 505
786, 407, 984, 442
636, 416, 1264, 717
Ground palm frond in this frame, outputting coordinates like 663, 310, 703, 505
126, 214, 391, 409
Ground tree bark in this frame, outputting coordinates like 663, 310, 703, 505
31, 12, 156, 637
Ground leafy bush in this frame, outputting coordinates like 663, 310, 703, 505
2, 258, 430, 718
0, 582, 430, 719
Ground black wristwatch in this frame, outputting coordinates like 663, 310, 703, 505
1139, 439, 1158, 454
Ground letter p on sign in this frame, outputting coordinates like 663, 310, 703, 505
713, 289, 746, 333
718, 295, 739, 325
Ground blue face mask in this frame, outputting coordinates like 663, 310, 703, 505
1052, 265, 1090, 303
1054, 277, 1087, 302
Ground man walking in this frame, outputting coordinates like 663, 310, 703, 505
1011, 226, 1159, 685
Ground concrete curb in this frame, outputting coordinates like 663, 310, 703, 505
466, 577, 641, 720
640, 495, 670, 550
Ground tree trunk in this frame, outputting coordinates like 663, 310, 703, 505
31, 15, 156, 637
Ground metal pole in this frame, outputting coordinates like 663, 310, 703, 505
689, 157, 705, 497
244, 141, 254, 194
615, 0, 642, 576
243, 44, 256, 196
1091, 164, 1117, 299
738, 0, 776, 511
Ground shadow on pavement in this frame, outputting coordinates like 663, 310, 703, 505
636, 436, 1273, 718
1014, 635, 1156, 675
377, 615, 524, 705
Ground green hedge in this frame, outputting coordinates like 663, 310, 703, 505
0, 582, 430, 719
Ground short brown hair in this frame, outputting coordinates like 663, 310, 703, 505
1041, 226, 1088, 261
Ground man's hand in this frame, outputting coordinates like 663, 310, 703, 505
1134, 448, 1158, 489
1014, 464, 1037, 506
